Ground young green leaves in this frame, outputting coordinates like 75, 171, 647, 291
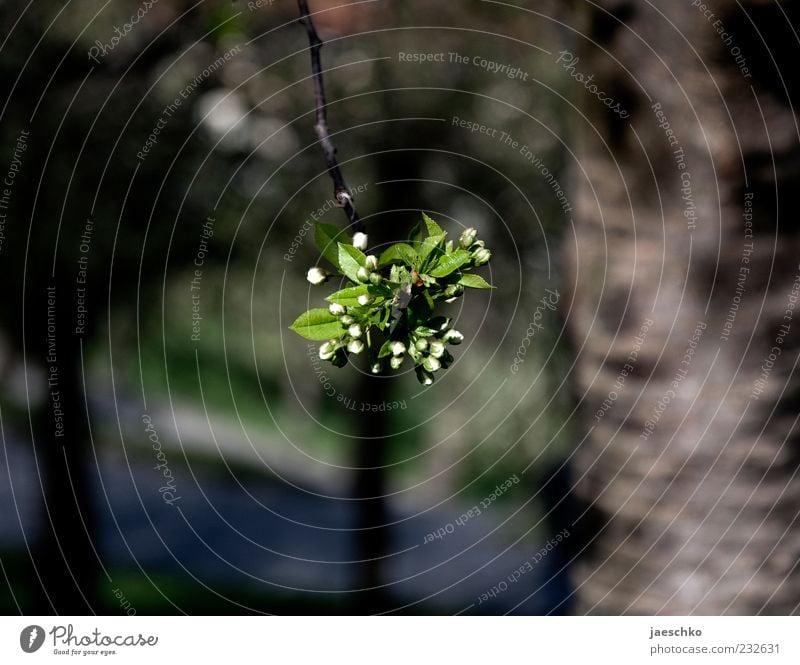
291, 213, 493, 384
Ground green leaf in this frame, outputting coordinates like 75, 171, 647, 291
379, 243, 417, 267
315, 223, 347, 268
338, 242, 366, 282
325, 284, 370, 306
430, 249, 472, 277
408, 220, 423, 248
422, 212, 444, 238
417, 234, 445, 270
413, 326, 437, 337
289, 308, 343, 341
378, 340, 394, 358
445, 240, 453, 254
458, 273, 494, 289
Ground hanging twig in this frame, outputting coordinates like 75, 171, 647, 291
298, 0, 364, 234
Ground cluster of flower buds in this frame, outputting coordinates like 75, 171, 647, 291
377, 317, 464, 386
318, 308, 366, 366
459, 227, 491, 266
356, 254, 383, 287
293, 214, 493, 386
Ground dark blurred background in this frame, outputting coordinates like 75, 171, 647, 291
3, 0, 799, 617
0, 0, 575, 615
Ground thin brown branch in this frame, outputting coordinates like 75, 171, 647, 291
297, 0, 364, 233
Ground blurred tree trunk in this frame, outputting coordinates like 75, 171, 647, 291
568, 0, 800, 613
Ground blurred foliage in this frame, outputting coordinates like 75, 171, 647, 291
0, 0, 575, 610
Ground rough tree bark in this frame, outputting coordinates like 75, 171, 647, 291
568, 0, 800, 614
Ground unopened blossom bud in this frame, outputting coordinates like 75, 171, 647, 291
459, 227, 478, 249
472, 248, 491, 266
347, 339, 365, 354
371, 361, 382, 374
369, 272, 383, 286
306, 267, 328, 285
390, 341, 406, 356
471, 240, 486, 250
356, 267, 371, 283
416, 367, 434, 386
319, 340, 337, 360
357, 294, 373, 306
423, 355, 441, 372
352, 232, 368, 250
444, 284, 464, 298
329, 303, 346, 316
365, 255, 378, 271
443, 329, 464, 344
415, 338, 428, 352
390, 355, 404, 370
348, 323, 362, 339
429, 340, 445, 358
340, 315, 355, 326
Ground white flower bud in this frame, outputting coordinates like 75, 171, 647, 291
423, 355, 441, 372
371, 361, 382, 374
319, 340, 337, 360
416, 367, 434, 386
340, 315, 355, 325
347, 338, 364, 354
348, 323, 362, 339
356, 267, 371, 283
357, 294, 373, 306
390, 355, 404, 370
415, 338, 428, 351
472, 248, 491, 266
444, 297, 457, 304
459, 227, 478, 249
390, 341, 407, 356
306, 267, 328, 285
429, 340, 445, 358
443, 329, 464, 344
352, 232, 368, 250
365, 255, 378, 270
369, 272, 383, 286
328, 303, 346, 316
